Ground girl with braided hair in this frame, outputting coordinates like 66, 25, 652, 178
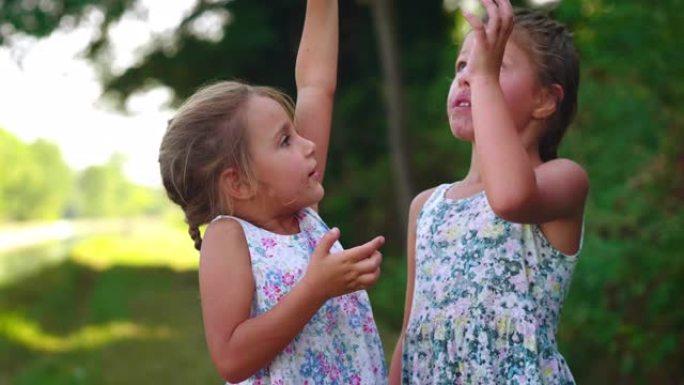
159, 1, 387, 383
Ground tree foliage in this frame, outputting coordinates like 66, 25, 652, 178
0, 129, 73, 220
0, 129, 162, 220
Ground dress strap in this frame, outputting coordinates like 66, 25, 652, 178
209, 214, 257, 235
425, 183, 451, 207
298, 207, 331, 232
211, 214, 244, 225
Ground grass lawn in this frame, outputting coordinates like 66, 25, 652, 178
0, 219, 401, 384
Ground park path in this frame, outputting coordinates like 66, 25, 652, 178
0, 221, 75, 253
0, 219, 131, 253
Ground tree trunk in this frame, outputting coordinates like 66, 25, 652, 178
369, 0, 413, 243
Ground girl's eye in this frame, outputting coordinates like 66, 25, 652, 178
280, 135, 291, 147
456, 61, 466, 73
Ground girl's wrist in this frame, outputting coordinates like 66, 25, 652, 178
298, 274, 329, 304
469, 74, 500, 87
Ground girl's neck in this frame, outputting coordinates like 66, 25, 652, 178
462, 149, 482, 185
233, 202, 302, 235
256, 214, 301, 235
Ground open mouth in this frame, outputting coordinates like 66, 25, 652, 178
450, 92, 471, 110
451, 96, 471, 109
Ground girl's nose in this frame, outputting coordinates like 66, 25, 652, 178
302, 136, 316, 156
457, 67, 470, 88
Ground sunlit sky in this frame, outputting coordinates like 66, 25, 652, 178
0, 0, 200, 187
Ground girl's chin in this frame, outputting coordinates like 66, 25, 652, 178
450, 127, 474, 141
313, 188, 325, 204
301, 186, 325, 208
448, 117, 473, 140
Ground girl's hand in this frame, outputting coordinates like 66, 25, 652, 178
462, 0, 514, 79
303, 228, 384, 299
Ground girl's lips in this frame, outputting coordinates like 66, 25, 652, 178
448, 94, 472, 122
309, 170, 321, 182
450, 93, 471, 109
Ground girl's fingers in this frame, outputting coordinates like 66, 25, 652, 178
482, 0, 514, 48
347, 236, 384, 262
314, 227, 340, 257
462, 10, 486, 41
462, 0, 515, 74
499, 0, 514, 36
482, 0, 500, 39
353, 251, 382, 274
356, 268, 381, 288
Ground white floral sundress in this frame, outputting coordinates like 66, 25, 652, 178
402, 183, 579, 385
213, 208, 387, 385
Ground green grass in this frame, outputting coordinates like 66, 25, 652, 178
0, 219, 403, 384
0, 263, 221, 384
0, 220, 218, 384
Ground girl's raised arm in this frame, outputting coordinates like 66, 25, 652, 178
294, 0, 338, 183
464, 0, 588, 226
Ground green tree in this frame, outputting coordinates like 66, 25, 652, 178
0, 129, 72, 220
25, 139, 74, 219
73, 153, 130, 217
0, 128, 32, 220
547, 2, 684, 383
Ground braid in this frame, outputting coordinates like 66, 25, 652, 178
188, 224, 202, 251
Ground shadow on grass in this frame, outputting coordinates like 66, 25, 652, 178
0, 260, 221, 385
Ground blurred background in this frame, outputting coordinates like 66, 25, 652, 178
0, 0, 682, 384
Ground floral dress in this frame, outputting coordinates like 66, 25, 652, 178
402, 183, 579, 385
213, 208, 387, 385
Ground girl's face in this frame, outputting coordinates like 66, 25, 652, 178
447, 32, 542, 141
243, 95, 324, 212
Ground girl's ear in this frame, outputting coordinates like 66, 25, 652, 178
220, 168, 254, 200
533, 84, 564, 120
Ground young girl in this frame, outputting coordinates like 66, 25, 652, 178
159, 1, 388, 383
389, 1, 588, 384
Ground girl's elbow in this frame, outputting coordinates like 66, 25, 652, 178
215, 354, 255, 383
318, 84, 337, 99
223, 373, 250, 384
488, 192, 533, 222
219, 363, 252, 384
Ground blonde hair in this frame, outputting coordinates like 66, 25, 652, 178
159, 80, 294, 250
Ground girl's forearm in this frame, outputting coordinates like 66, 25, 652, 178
471, 76, 537, 214
295, 0, 338, 92
213, 280, 327, 383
